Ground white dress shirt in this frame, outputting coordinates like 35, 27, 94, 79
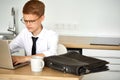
9, 27, 59, 57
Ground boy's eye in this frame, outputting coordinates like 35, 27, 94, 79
24, 20, 35, 23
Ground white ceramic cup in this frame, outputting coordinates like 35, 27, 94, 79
30, 56, 44, 72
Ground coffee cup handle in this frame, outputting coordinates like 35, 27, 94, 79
41, 60, 44, 68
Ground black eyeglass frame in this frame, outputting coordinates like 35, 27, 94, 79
20, 16, 41, 24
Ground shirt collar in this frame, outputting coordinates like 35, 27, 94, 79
28, 27, 47, 39
37, 27, 46, 39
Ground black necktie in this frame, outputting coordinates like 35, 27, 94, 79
31, 37, 38, 55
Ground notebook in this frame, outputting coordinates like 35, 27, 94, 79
90, 37, 120, 46
0, 40, 29, 69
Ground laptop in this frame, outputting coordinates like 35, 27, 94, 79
90, 37, 120, 46
0, 40, 29, 69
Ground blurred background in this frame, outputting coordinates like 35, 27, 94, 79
0, 0, 120, 39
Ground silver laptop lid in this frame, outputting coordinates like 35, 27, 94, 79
0, 40, 14, 69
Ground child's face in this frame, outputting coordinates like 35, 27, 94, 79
23, 14, 44, 35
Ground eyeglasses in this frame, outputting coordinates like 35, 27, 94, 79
20, 16, 41, 24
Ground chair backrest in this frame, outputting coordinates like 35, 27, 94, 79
57, 44, 67, 55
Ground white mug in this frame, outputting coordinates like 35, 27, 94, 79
30, 56, 44, 72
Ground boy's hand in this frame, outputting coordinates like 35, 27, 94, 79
12, 56, 31, 65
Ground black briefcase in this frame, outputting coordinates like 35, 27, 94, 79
44, 51, 109, 75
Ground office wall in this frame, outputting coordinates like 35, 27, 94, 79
0, 0, 120, 37
0, 0, 26, 34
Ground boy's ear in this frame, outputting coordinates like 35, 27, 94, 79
40, 15, 45, 21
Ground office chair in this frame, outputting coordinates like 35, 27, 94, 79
57, 44, 67, 55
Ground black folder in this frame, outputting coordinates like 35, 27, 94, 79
44, 51, 109, 75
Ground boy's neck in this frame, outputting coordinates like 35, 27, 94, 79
32, 25, 43, 36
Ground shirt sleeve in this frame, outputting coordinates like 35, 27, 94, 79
42, 31, 59, 57
9, 29, 25, 53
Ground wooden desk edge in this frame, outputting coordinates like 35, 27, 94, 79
59, 36, 120, 50
0, 74, 82, 80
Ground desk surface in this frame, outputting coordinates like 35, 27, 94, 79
59, 36, 120, 50
0, 65, 82, 80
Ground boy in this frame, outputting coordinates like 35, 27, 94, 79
9, 0, 58, 65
